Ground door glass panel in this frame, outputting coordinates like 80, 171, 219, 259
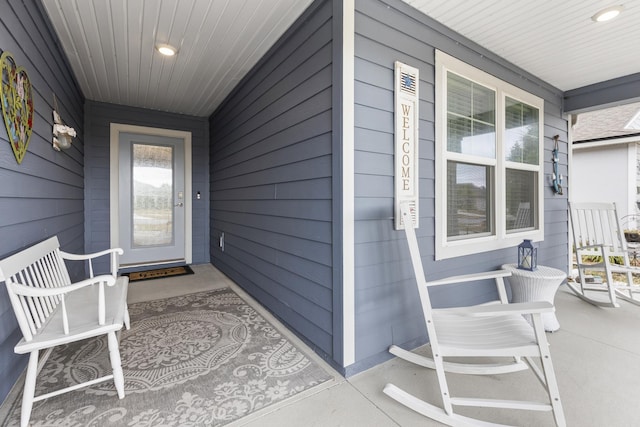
132, 143, 174, 247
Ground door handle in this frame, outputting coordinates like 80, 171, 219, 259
175, 202, 184, 207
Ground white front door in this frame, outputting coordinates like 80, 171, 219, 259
110, 124, 192, 267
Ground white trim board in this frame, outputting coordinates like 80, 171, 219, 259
573, 134, 640, 150
342, 0, 355, 367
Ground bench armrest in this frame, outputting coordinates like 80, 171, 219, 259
7, 274, 119, 333
436, 301, 554, 317
60, 248, 124, 277
6, 274, 116, 298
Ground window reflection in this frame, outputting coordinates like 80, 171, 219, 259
132, 144, 174, 247
447, 161, 494, 237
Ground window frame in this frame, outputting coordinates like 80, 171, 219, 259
435, 51, 544, 260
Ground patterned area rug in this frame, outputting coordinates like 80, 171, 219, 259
2, 289, 333, 426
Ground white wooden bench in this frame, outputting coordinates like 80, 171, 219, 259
0, 236, 130, 427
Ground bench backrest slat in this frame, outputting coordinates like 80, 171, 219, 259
37, 254, 61, 310
21, 268, 46, 332
32, 261, 56, 317
25, 265, 46, 321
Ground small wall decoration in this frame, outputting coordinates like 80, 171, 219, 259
394, 61, 419, 230
52, 94, 76, 151
1, 50, 34, 164
551, 135, 563, 195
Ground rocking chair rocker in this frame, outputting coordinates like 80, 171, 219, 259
383, 204, 565, 426
568, 201, 640, 307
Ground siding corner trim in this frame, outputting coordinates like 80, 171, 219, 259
342, 0, 356, 366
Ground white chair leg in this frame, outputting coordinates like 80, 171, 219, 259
431, 349, 454, 415
21, 350, 39, 427
123, 303, 131, 330
107, 331, 125, 399
604, 268, 618, 307
532, 316, 566, 427
539, 350, 565, 427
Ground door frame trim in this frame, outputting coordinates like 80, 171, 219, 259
109, 123, 192, 265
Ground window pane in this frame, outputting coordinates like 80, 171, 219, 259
473, 84, 495, 124
132, 144, 174, 247
505, 97, 539, 165
506, 168, 537, 232
448, 73, 472, 117
447, 114, 471, 153
447, 161, 494, 238
447, 72, 496, 158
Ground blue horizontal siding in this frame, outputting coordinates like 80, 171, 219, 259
0, 0, 85, 404
350, 0, 569, 369
209, 0, 336, 360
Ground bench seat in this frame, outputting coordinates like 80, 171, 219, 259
14, 277, 128, 354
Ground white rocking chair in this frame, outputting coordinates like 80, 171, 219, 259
383, 204, 565, 426
568, 201, 640, 307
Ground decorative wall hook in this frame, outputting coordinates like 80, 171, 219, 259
52, 94, 76, 151
551, 135, 563, 195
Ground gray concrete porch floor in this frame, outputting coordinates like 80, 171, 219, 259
128, 263, 640, 426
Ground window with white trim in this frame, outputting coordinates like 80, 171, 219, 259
435, 51, 544, 260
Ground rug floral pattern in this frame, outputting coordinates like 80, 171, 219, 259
3, 289, 332, 426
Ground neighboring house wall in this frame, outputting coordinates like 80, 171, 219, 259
572, 142, 638, 227
0, 0, 84, 403
349, 0, 569, 372
209, 0, 337, 365
84, 101, 210, 269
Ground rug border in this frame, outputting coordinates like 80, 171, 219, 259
128, 286, 230, 305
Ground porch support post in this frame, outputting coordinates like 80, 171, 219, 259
332, 0, 355, 369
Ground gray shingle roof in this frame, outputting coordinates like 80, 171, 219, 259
573, 101, 640, 142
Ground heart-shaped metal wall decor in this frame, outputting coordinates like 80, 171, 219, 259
1, 51, 34, 164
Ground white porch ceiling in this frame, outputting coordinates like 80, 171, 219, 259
43, 0, 640, 117
42, 0, 314, 117
402, 0, 640, 93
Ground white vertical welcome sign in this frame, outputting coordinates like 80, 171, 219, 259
394, 61, 419, 229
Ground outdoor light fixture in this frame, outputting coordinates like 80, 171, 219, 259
157, 44, 177, 56
517, 239, 537, 271
591, 5, 623, 22
52, 94, 76, 151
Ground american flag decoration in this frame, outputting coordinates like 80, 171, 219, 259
394, 62, 419, 230
400, 71, 416, 95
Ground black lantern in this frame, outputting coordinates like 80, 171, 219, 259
517, 239, 537, 271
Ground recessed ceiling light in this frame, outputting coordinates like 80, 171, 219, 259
591, 5, 623, 22
157, 44, 177, 56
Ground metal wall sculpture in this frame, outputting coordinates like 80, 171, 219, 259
1, 50, 34, 164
